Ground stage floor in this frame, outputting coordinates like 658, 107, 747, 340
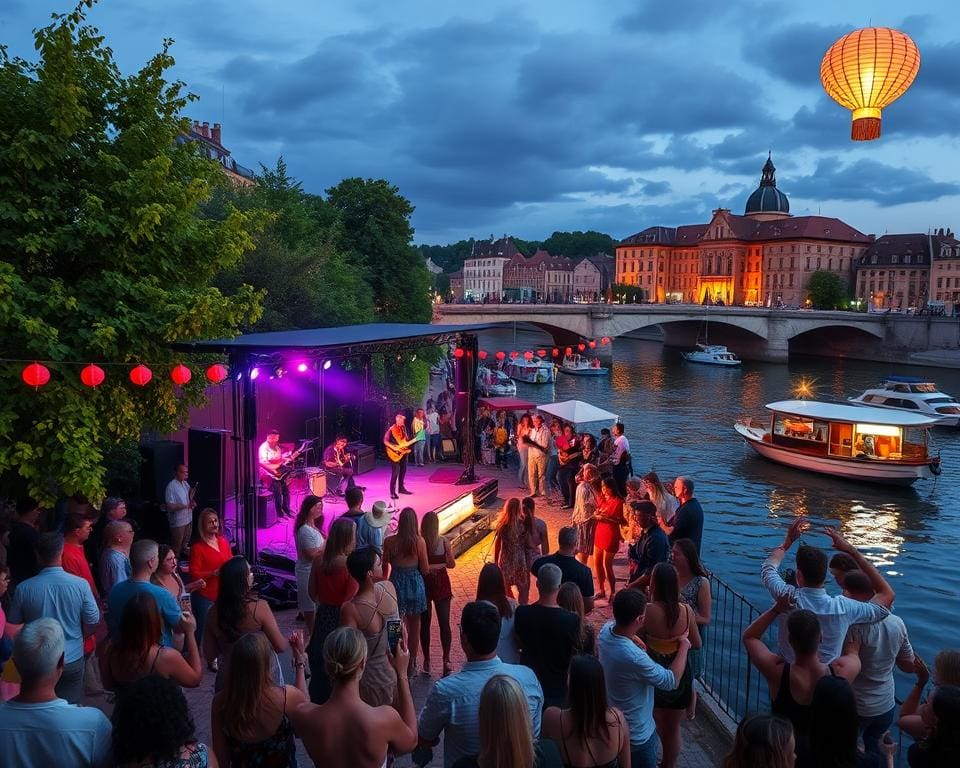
257, 462, 496, 559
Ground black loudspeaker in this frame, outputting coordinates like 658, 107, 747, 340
188, 429, 231, 514
257, 488, 277, 528
361, 401, 384, 448
140, 441, 184, 503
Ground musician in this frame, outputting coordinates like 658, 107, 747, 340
383, 412, 414, 500
259, 429, 294, 520
323, 435, 362, 495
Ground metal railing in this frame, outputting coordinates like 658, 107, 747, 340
697, 574, 770, 721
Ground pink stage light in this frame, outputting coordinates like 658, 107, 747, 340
297, 362, 309, 373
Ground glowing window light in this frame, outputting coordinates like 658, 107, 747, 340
855, 424, 902, 438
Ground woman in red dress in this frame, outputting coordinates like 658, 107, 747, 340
188, 508, 233, 665
592, 477, 625, 601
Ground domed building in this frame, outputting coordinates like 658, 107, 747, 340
744, 154, 791, 220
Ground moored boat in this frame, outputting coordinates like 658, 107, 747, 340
558, 353, 608, 376
683, 344, 742, 366
848, 376, 960, 427
734, 399, 942, 485
476, 365, 517, 396
504, 357, 555, 384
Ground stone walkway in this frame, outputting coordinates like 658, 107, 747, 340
86, 464, 731, 766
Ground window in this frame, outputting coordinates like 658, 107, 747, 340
806, 258, 811, 270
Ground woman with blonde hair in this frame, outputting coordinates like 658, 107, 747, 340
493, 498, 530, 605
641, 471, 678, 526
211, 631, 308, 766
291, 626, 417, 768
453, 674, 539, 768
557, 582, 595, 656
572, 464, 599, 565
419, 511, 455, 677
382, 507, 428, 678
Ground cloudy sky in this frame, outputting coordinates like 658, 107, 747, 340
3, 0, 958, 244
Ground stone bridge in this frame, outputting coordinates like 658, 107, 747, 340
432, 304, 934, 363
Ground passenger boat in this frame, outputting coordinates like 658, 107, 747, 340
734, 400, 942, 485
683, 344, 742, 367
476, 366, 517, 396
558, 354, 608, 376
503, 358, 555, 384
848, 376, 960, 427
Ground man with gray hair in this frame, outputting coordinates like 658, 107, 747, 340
107, 538, 186, 646
659, 476, 704, 554
8, 533, 100, 703
0, 618, 112, 766
513, 562, 581, 706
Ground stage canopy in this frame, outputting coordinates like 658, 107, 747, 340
174, 322, 505, 359
538, 399, 619, 426
478, 396, 537, 411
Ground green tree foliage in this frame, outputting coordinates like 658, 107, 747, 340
326, 178, 432, 322
807, 270, 846, 310
208, 159, 374, 331
541, 230, 617, 257
418, 239, 475, 273
611, 283, 645, 303
0, 2, 263, 501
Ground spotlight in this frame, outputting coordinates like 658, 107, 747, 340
249, 368, 260, 381
274, 366, 286, 379
297, 362, 309, 373
323, 360, 332, 371
235, 370, 243, 381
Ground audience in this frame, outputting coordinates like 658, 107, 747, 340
420, 510, 455, 677
494, 497, 531, 605
673, 536, 712, 719
99, 519, 133, 596
61, 512, 101, 677
721, 714, 796, 768
152, 543, 204, 652
383, 507, 429, 678
112, 675, 214, 768
0, 618, 112, 767
557, 582, 595, 656
475, 562, 520, 663
641, 471, 678, 526
8, 532, 100, 703
900, 682, 960, 767
7, 497, 42, 586
292, 625, 417, 768
294, 494, 325, 646
418, 600, 543, 768
522, 496, 549, 568
830, 552, 858, 589
542, 654, 630, 768
807, 675, 893, 768
571, 463, 599, 566
211, 631, 307, 767
592, 477, 625, 601
530, 525, 595, 612
659, 477, 703, 553
188, 508, 234, 655
624, 499, 669, 591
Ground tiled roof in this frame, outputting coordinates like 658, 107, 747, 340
471, 237, 520, 259
855, 233, 940, 267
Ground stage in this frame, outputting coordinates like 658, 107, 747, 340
258, 461, 500, 562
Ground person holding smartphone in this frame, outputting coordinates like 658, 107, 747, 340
340, 548, 400, 708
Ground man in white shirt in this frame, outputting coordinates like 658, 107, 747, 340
418, 600, 543, 768
761, 519, 891, 663
163, 463, 195, 558
259, 429, 293, 519
598, 589, 690, 768
844, 569, 916, 758
611, 422, 631, 496
524, 414, 550, 497
426, 404, 441, 462
0, 618, 112, 767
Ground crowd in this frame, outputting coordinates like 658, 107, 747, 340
0, 424, 958, 768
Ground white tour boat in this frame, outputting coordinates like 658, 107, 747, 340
734, 399, 942, 485
504, 357, 555, 384
848, 376, 960, 427
476, 366, 517, 397
683, 344, 742, 367
559, 354, 608, 376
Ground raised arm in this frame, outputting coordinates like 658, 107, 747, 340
385, 634, 418, 753
762, 518, 808, 600
897, 655, 930, 739
743, 595, 793, 686
823, 526, 895, 609
258, 601, 289, 654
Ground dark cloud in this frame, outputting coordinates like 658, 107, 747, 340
617, 0, 772, 34
788, 158, 960, 207
742, 21, 849, 87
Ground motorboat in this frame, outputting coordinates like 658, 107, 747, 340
558, 353, 608, 376
476, 366, 517, 396
683, 344, 742, 367
734, 399, 942, 485
504, 357, 555, 384
848, 376, 960, 427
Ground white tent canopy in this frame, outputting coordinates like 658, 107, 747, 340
538, 399, 619, 426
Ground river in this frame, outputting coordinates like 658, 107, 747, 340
477, 328, 960, 683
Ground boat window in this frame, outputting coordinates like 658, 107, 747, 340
898, 399, 919, 409
773, 415, 828, 442
911, 383, 937, 393
926, 397, 956, 405
901, 427, 927, 458
853, 423, 902, 460
828, 423, 853, 457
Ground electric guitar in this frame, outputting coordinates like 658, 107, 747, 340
262, 441, 309, 481
385, 429, 426, 463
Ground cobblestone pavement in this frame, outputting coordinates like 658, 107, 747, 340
85, 464, 730, 767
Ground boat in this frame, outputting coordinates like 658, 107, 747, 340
558, 353, 608, 376
734, 399, 942, 485
503, 357, 555, 384
683, 344, 742, 367
848, 376, 960, 427
476, 365, 517, 396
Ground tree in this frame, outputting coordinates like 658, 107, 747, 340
326, 178, 432, 322
541, 230, 616, 257
0, 2, 263, 502
611, 283, 645, 303
807, 270, 846, 310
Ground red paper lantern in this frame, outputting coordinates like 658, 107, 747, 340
495, 351, 506, 361
80, 364, 105, 388
552, 348, 559, 357
129, 364, 153, 386
478, 350, 488, 360
565, 347, 573, 356
578, 343, 586, 352
22, 362, 50, 388
601, 337, 610, 345
589, 340, 597, 349
206, 364, 228, 384
170, 364, 192, 386
536, 349, 547, 357
453, 347, 465, 359
510, 351, 519, 359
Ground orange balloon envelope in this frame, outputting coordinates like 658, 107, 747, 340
820, 27, 920, 141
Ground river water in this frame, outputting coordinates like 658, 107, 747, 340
477, 328, 960, 679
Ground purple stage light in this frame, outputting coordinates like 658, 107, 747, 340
297, 362, 309, 373
249, 367, 260, 380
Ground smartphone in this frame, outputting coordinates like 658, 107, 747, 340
387, 619, 402, 653
180, 594, 192, 612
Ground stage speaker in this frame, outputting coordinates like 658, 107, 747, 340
348, 443, 376, 475
257, 487, 277, 528
188, 429, 231, 514
361, 401, 384, 449
139, 441, 184, 503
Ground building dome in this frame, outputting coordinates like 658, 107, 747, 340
744, 154, 790, 218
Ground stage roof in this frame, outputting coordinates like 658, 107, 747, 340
174, 322, 506, 356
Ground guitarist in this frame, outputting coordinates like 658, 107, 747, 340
383, 412, 415, 500
323, 435, 364, 496
258, 429, 298, 520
